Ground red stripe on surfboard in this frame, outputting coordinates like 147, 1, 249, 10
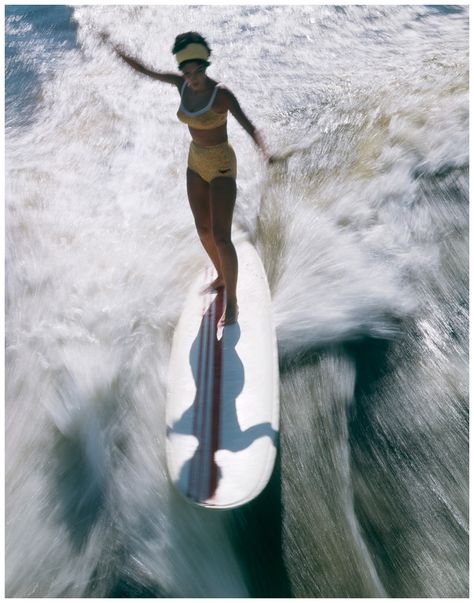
207, 289, 225, 501
188, 267, 211, 499
186, 267, 225, 504
199, 281, 215, 500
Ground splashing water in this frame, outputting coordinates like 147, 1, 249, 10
6, 5, 468, 597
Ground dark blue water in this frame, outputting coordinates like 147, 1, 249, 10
5, 5, 77, 127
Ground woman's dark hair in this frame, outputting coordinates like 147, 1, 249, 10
172, 31, 211, 69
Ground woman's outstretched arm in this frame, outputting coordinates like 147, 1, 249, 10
100, 33, 182, 86
222, 87, 274, 162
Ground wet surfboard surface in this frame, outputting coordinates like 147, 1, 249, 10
166, 237, 279, 509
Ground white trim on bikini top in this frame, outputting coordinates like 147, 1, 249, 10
179, 82, 222, 116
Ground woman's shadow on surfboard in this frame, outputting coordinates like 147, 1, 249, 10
168, 289, 277, 503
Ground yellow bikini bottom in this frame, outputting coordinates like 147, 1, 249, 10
187, 141, 237, 183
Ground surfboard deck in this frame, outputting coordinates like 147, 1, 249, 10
166, 236, 279, 509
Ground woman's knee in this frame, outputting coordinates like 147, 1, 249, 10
212, 229, 233, 251
196, 221, 212, 241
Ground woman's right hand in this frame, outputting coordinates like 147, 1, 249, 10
99, 31, 111, 45
99, 32, 123, 58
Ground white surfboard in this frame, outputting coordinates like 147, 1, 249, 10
166, 235, 279, 509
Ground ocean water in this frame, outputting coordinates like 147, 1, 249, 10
5, 4, 468, 597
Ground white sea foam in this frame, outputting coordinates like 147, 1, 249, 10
6, 4, 468, 597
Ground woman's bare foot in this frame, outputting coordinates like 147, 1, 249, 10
220, 301, 239, 326
201, 275, 225, 294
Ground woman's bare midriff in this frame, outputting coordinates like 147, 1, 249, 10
189, 122, 228, 147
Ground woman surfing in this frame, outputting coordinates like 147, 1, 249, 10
100, 31, 273, 325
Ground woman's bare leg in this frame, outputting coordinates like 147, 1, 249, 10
186, 168, 224, 289
210, 176, 238, 324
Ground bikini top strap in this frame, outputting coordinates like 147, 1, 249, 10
182, 80, 221, 97
207, 83, 220, 106
179, 82, 222, 114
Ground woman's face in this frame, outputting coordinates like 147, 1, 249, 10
181, 61, 207, 90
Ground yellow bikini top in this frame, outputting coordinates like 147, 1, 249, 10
177, 82, 227, 130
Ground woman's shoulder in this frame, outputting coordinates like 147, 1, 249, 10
174, 74, 185, 88
214, 83, 237, 107
215, 82, 231, 94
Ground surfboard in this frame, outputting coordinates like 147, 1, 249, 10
166, 235, 279, 509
